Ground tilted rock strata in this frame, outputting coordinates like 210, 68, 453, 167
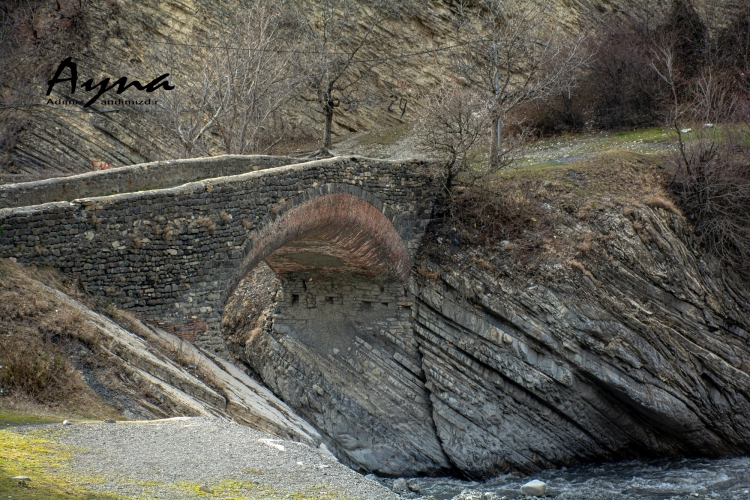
35, 275, 322, 445
414, 205, 750, 477
236, 203, 750, 478
245, 276, 452, 476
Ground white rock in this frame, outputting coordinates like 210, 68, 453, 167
258, 438, 285, 451
62, 419, 70, 425
392, 478, 408, 491
520, 479, 547, 496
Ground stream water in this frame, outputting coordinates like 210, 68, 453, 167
389, 456, 750, 500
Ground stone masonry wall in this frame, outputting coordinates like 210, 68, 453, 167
0, 156, 436, 349
0, 155, 304, 209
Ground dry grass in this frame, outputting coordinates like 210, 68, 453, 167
197, 216, 216, 232
568, 259, 600, 284
0, 260, 116, 418
416, 264, 440, 281
576, 232, 594, 256
644, 194, 683, 216
219, 211, 232, 224
420, 150, 680, 275
240, 219, 251, 229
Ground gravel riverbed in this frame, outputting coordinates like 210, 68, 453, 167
42, 417, 400, 499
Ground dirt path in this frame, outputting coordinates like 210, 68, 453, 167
331, 125, 676, 167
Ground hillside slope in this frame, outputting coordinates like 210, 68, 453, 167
0, 259, 321, 446
1, 0, 744, 182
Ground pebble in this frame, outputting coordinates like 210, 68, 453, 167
199, 484, 213, 494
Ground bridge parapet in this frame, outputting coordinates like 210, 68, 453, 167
0, 156, 437, 348
0, 155, 304, 209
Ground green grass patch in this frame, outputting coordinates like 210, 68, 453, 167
0, 408, 60, 427
609, 126, 671, 142
0, 429, 117, 500
173, 478, 354, 499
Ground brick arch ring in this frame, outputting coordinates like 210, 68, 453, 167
221, 185, 412, 306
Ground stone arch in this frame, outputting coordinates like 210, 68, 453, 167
221, 188, 411, 305
219, 184, 448, 476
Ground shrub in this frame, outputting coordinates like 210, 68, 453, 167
0, 336, 72, 399
667, 126, 750, 274
414, 86, 488, 193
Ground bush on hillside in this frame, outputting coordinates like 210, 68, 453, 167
667, 126, 750, 275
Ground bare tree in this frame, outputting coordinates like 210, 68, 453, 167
212, 2, 301, 155
295, 0, 391, 155
452, 0, 586, 170
667, 118, 750, 275
160, 1, 300, 158
415, 85, 487, 194
160, 43, 227, 158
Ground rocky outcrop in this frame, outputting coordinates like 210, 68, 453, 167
244, 276, 452, 476
411, 205, 750, 476
232, 156, 750, 478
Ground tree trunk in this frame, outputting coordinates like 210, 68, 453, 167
489, 114, 502, 170
322, 107, 334, 149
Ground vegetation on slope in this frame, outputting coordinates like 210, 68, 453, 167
0, 260, 122, 421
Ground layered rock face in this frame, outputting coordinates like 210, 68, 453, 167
233, 159, 750, 478
416, 207, 750, 477
245, 275, 452, 476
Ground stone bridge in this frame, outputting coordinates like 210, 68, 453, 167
0, 155, 437, 349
